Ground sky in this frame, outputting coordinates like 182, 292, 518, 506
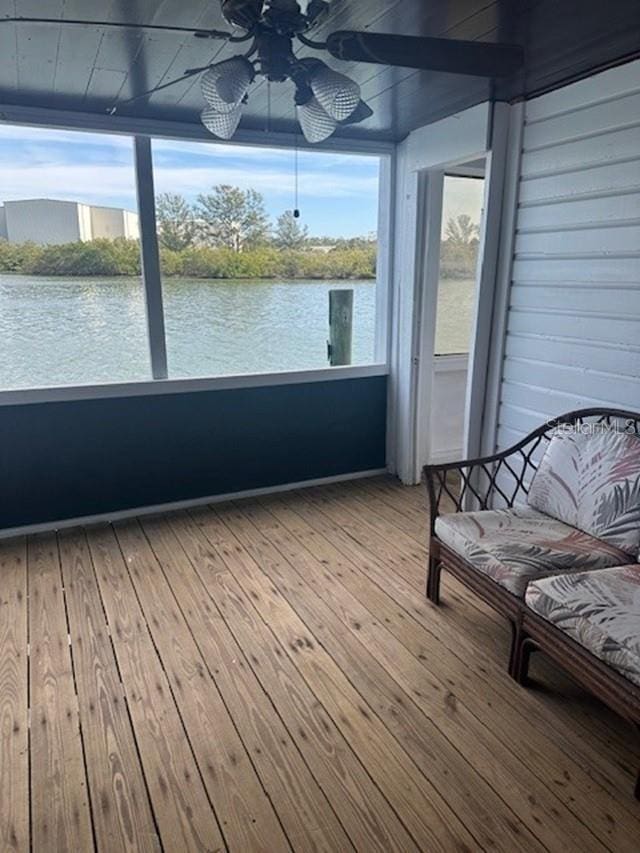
0, 124, 380, 238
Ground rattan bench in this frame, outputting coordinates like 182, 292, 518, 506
423, 407, 640, 798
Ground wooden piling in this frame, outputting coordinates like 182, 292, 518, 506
327, 289, 353, 366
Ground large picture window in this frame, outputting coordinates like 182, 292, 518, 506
0, 125, 150, 390
0, 122, 384, 394
151, 139, 380, 378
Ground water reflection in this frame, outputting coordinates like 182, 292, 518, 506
0, 275, 376, 389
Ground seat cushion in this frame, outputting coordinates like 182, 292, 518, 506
526, 565, 640, 687
435, 506, 629, 598
527, 426, 640, 556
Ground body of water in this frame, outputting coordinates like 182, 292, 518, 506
435, 277, 477, 356
0, 274, 475, 390
0, 275, 376, 389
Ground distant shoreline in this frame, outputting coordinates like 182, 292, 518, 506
0, 238, 377, 280
0, 271, 476, 282
0, 238, 476, 281
0, 271, 377, 282
0, 271, 477, 282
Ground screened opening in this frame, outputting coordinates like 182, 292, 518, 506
151, 139, 381, 378
0, 125, 150, 390
433, 173, 485, 356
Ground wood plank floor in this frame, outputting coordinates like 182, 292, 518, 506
1, 476, 639, 852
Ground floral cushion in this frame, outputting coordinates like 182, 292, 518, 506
435, 506, 629, 598
526, 565, 640, 687
527, 427, 640, 556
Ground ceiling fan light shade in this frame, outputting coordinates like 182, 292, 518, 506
296, 96, 338, 143
337, 98, 373, 126
201, 57, 254, 113
310, 65, 360, 120
201, 105, 243, 140
221, 0, 264, 29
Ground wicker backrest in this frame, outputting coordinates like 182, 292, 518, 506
424, 408, 640, 527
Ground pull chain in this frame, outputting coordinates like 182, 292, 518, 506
293, 138, 300, 218
267, 79, 271, 133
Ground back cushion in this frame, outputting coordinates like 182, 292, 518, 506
528, 427, 640, 555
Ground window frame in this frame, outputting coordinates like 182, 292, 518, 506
0, 105, 393, 402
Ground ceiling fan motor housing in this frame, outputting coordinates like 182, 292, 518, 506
221, 0, 330, 34
257, 29, 297, 80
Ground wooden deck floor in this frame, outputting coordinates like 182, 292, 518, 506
1, 476, 639, 852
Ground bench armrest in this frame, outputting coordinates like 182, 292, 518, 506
423, 443, 541, 532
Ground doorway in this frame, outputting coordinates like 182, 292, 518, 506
417, 160, 486, 469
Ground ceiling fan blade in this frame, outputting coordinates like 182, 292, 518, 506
326, 31, 523, 77
107, 66, 210, 114
0, 16, 238, 40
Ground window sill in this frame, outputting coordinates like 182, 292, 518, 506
0, 363, 389, 407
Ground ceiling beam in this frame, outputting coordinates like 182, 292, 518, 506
0, 100, 394, 155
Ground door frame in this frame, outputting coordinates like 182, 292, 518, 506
389, 101, 516, 484
415, 165, 488, 473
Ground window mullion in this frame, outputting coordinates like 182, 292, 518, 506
134, 135, 168, 380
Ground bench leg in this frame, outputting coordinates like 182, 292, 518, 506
426, 554, 442, 604
635, 726, 640, 801
512, 633, 535, 685
508, 619, 521, 679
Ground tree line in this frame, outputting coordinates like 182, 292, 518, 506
0, 175, 478, 279
156, 185, 313, 252
154, 185, 479, 277
0, 237, 376, 279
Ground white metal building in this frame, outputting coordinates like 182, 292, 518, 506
0, 198, 139, 244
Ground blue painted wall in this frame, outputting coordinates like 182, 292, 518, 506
0, 375, 387, 530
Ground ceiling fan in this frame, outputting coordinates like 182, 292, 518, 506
4, 0, 523, 143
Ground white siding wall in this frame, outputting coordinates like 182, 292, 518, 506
494, 59, 640, 450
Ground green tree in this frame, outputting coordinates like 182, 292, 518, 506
195, 185, 270, 252
273, 211, 309, 250
155, 192, 196, 251
440, 214, 480, 279
445, 214, 479, 248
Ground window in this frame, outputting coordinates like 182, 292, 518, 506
0, 121, 385, 394
0, 125, 150, 390
151, 139, 380, 378
433, 174, 485, 355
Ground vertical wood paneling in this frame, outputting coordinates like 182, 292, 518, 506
493, 59, 640, 447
